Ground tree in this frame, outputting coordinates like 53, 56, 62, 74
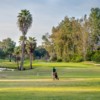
42, 33, 55, 61
0, 49, 6, 59
0, 38, 16, 61
80, 15, 90, 60
34, 46, 49, 60
51, 17, 83, 62
89, 8, 100, 50
26, 37, 36, 69
42, 7, 100, 62
17, 9, 32, 70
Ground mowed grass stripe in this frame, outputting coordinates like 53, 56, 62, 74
0, 87, 100, 92
0, 78, 100, 82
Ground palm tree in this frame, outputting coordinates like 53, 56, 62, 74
26, 37, 36, 69
17, 9, 32, 70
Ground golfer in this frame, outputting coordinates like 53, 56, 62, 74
52, 67, 59, 80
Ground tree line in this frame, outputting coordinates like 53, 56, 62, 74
42, 8, 100, 62
0, 37, 48, 69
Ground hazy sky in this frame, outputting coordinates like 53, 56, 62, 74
0, 0, 100, 45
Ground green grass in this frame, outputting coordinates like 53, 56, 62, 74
0, 59, 100, 100
0, 92, 99, 100
0, 78, 100, 87
0, 65, 100, 79
0, 59, 100, 69
0, 80, 100, 100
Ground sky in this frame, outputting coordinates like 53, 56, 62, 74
0, 0, 100, 46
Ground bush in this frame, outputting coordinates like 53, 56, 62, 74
91, 51, 100, 62
75, 56, 83, 62
86, 50, 94, 61
71, 54, 83, 62
57, 58, 62, 62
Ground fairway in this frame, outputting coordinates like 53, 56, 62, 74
0, 0, 100, 99
0, 62, 100, 100
0, 78, 100, 100
0, 78, 100, 92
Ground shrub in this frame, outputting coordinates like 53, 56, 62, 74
86, 50, 94, 61
71, 54, 83, 62
91, 51, 100, 62
75, 56, 83, 62
57, 58, 62, 62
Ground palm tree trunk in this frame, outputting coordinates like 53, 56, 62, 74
19, 39, 25, 70
30, 53, 33, 69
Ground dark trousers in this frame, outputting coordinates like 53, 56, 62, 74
53, 72, 59, 80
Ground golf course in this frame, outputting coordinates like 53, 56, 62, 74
0, 60, 100, 100
0, 0, 100, 100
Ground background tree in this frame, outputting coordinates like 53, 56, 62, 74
34, 46, 49, 60
26, 37, 36, 69
89, 8, 100, 50
87, 8, 100, 62
17, 9, 32, 70
80, 15, 90, 61
0, 41, 6, 59
42, 33, 56, 61
0, 38, 16, 61
51, 17, 83, 62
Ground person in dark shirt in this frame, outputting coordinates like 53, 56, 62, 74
52, 67, 59, 80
